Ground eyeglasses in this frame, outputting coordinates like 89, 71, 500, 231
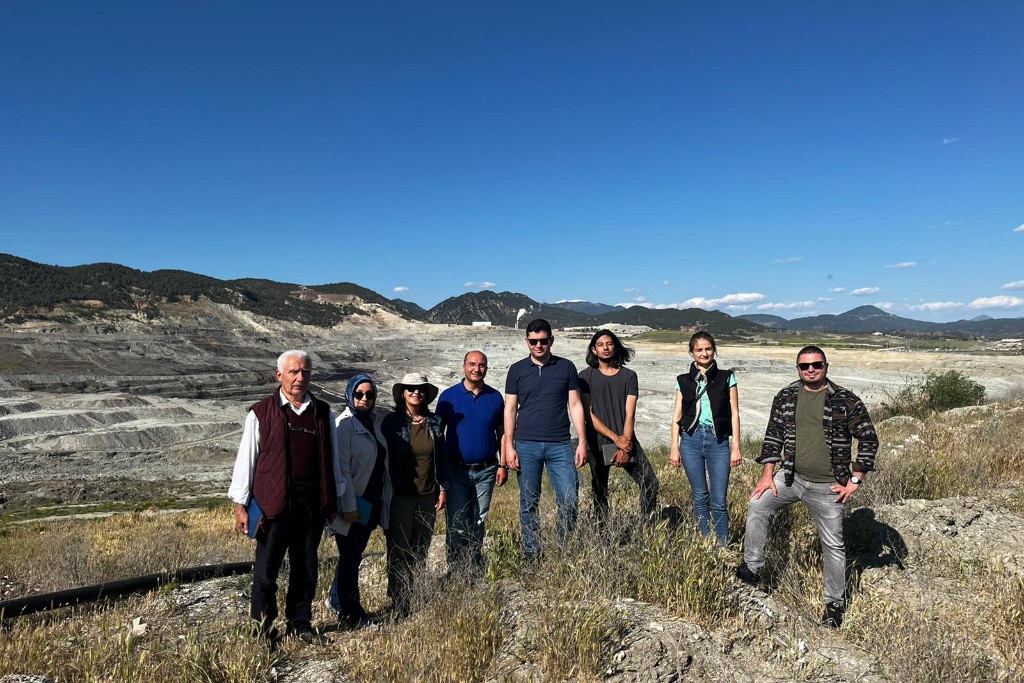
527, 337, 552, 346
353, 390, 376, 400
465, 362, 488, 369
405, 386, 426, 394
797, 361, 826, 371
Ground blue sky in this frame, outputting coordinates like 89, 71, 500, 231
2, 1, 1022, 322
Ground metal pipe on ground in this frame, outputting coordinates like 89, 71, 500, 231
0, 561, 254, 621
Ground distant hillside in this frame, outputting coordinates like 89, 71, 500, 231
549, 300, 623, 316
424, 292, 765, 335
785, 306, 940, 334
424, 291, 593, 328
738, 313, 789, 328
0, 254, 413, 325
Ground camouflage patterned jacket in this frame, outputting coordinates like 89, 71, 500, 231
756, 379, 878, 486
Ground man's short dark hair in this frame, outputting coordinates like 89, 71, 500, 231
586, 329, 634, 368
525, 318, 552, 336
796, 345, 827, 362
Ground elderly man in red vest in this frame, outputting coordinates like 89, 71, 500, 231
229, 350, 337, 647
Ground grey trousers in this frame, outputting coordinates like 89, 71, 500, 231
742, 471, 846, 603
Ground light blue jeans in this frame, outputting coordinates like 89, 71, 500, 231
445, 463, 498, 569
679, 424, 732, 545
743, 471, 847, 603
515, 440, 578, 556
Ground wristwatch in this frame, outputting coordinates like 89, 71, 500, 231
849, 475, 862, 485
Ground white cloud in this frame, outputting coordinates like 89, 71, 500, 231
615, 293, 764, 311
884, 261, 917, 269
851, 287, 880, 296
1014, 224, 1024, 233
624, 286, 640, 293
393, 286, 409, 293
773, 256, 804, 264
633, 296, 647, 303
756, 301, 816, 311
828, 287, 846, 293
1002, 281, 1024, 290
662, 280, 670, 286
942, 137, 959, 145
908, 301, 963, 312
969, 295, 1024, 309
724, 304, 751, 312
817, 297, 833, 302
464, 281, 496, 289
555, 298, 584, 303
874, 302, 896, 310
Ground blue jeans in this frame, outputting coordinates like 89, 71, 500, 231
445, 463, 498, 569
679, 424, 731, 545
515, 440, 578, 555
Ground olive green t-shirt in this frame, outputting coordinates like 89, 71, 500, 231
409, 421, 437, 495
795, 387, 833, 483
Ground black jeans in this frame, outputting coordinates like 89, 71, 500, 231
588, 442, 660, 521
251, 503, 323, 635
330, 521, 375, 619
386, 493, 437, 616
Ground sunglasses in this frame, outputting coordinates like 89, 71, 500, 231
405, 386, 427, 394
797, 361, 826, 371
353, 390, 376, 400
527, 337, 552, 346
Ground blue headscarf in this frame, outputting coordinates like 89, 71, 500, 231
345, 373, 377, 413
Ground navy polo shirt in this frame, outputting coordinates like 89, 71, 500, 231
436, 382, 504, 465
504, 354, 579, 442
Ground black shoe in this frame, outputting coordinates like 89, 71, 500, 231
822, 601, 845, 629
735, 563, 760, 586
292, 629, 329, 646
257, 626, 281, 651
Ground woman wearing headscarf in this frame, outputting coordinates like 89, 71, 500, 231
328, 373, 391, 628
381, 372, 448, 617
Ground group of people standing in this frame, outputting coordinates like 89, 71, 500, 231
228, 317, 878, 646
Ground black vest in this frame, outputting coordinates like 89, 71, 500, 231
676, 361, 733, 437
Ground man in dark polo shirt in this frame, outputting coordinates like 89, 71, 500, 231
503, 319, 588, 560
228, 350, 337, 647
735, 346, 878, 629
436, 350, 506, 572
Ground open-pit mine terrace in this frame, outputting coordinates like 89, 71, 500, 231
2, 311, 1021, 514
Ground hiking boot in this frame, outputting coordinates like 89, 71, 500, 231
735, 562, 760, 586
822, 601, 845, 629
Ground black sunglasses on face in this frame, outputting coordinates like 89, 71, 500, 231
353, 390, 376, 400
405, 386, 426, 394
527, 337, 551, 346
797, 361, 826, 371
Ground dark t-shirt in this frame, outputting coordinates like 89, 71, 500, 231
578, 366, 639, 452
795, 387, 832, 482
504, 354, 579, 442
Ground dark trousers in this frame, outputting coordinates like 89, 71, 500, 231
330, 521, 375, 619
251, 505, 323, 635
588, 442, 660, 521
387, 493, 437, 615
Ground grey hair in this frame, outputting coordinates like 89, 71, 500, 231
277, 349, 311, 372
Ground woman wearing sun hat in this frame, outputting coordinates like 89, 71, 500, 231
381, 372, 448, 617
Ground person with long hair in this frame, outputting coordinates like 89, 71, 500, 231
381, 372, 447, 617
579, 329, 659, 521
670, 331, 742, 545
327, 373, 391, 629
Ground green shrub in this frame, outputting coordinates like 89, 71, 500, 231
879, 370, 985, 419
